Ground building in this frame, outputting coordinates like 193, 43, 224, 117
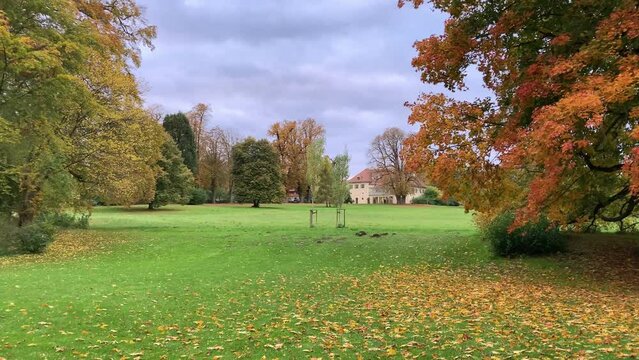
348, 168, 426, 205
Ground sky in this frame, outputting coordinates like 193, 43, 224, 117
134, 0, 485, 175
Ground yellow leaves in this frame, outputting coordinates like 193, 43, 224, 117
264, 343, 284, 350
385, 347, 398, 356
0, 230, 126, 267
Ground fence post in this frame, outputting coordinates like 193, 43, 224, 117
310, 209, 318, 228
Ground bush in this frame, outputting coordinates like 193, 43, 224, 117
16, 221, 56, 254
0, 219, 18, 255
189, 187, 209, 205
412, 187, 460, 206
483, 211, 565, 257
39, 212, 90, 229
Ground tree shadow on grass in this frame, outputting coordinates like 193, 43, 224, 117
555, 233, 639, 291
113, 206, 187, 213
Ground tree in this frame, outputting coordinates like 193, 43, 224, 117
332, 151, 351, 208
268, 119, 325, 200
163, 113, 198, 175
306, 138, 326, 203
149, 137, 195, 210
231, 138, 283, 208
186, 103, 211, 185
400, 0, 639, 228
199, 127, 238, 203
0, 0, 158, 225
369, 128, 418, 205
316, 156, 334, 207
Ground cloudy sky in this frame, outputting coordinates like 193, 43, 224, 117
134, 0, 484, 174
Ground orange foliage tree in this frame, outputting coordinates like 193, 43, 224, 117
401, 0, 639, 229
268, 119, 325, 200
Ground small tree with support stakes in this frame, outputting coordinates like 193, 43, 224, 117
309, 209, 318, 228
336, 208, 346, 228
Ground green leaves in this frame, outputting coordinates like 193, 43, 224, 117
149, 136, 195, 209
232, 138, 284, 207
0, 0, 160, 221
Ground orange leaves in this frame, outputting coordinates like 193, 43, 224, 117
412, 20, 473, 91
596, 4, 639, 42
550, 33, 571, 47
402, 0, 639, 226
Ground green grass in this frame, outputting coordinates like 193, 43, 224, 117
0, 204, 638, 359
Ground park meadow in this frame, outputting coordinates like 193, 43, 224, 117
3, 0, 639, 358
1, 204, 638, 359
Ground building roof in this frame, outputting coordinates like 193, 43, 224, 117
348, 168, 375, 183
349, 168, 428, 188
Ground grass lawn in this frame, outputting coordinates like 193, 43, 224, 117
1, 204, 638, 359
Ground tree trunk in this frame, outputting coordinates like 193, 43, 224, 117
397, 195, 406, 205
17, 187, 38, 227
252, 200, 260, 208
148, 203, 155, 210
210, 177, 217, 204
17, 211, 34, 227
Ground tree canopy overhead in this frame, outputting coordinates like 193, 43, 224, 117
401, 0, 639, 229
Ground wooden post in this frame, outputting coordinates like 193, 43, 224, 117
336, 208, 346, 228
310, 209, 318, 228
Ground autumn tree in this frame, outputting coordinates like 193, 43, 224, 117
231, 138, 283, 208
306, 138, 326, 203
186, 103, 211, 184
163, 113, 198, 176
268, 119, 325, 200
369, 128, 418, 205
149, 137, 195, 210
0, 0, 159, 225
316, 156, 334, 207
332, 152, 351, 208
400, 0, 639, 229
200, 127, 238, 203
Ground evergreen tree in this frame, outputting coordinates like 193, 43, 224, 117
163, 113, 198, 175
232, 138, 283, 208
149, 137, 195, 209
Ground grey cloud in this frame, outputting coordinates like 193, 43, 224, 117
135, 0, 486, 174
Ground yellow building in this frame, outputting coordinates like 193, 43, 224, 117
348, 168, 425, 204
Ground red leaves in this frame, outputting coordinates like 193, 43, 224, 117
597, 5, 639, 42
404, 1, 639, 226
412, 20, 474, 91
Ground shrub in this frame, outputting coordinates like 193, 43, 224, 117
39, 212, 90, 229
189, 187, 209, 205
16, 221, 56, 254
482, 211, 565, 257
412, 195, 435, 205
412, 187, 460, 206
211, 188, 232, 203
0, 218, 18, 255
